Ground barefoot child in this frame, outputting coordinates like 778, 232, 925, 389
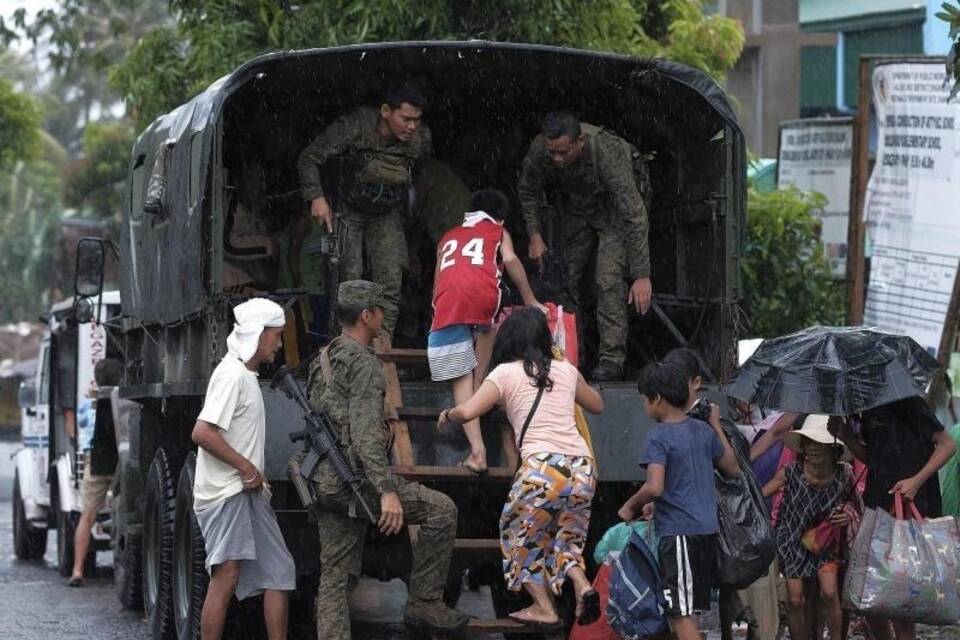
619, 362, 739, 640
428, 188, 543, 473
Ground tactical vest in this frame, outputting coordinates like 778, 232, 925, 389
343, 145, 418, 215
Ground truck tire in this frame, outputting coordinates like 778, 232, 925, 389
143, 448, 177, 640
56, 508, 76, 577
115, 527, 144, 610
13, 473, 47, 560
173, 452, 207, 640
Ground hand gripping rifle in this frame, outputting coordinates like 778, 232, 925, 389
270, 365, 378, 524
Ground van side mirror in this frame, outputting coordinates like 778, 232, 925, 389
18, 381, 37, 409
75, 237, 105, 299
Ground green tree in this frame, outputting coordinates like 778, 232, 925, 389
938, 2, 960, 99
0, 77, 40, 165
0, 157, 62, 323
111, 0, 744, 128
61, 120, 134, 219
6, 0, 170, 150
740, 186, 845, 337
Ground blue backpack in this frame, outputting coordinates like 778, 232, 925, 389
606, 530, 670, 639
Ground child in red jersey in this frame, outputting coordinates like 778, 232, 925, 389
429, 189, 543, 473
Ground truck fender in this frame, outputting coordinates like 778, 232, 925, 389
13, 447, 49, 525
54, 453, 82, 514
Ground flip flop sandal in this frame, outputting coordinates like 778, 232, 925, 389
67, 577, 83, 587
508, 610, 564, 631
577, 589, 601, 625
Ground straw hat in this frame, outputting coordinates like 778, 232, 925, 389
783, 414, 842, 452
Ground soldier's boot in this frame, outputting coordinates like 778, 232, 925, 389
590, 359, 624, 382
403, 597, 471, 632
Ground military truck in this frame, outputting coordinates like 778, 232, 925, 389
76, 41, 744, 639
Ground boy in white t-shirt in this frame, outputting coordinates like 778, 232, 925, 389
191, 298, 295, 640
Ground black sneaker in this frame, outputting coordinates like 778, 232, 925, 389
590, 360, 623, 382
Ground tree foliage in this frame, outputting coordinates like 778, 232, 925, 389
61, 121, 134, 219
938, 2, 960, 100
740, 186, 845, 338
110, 0, 744, 128
0, 78, 40, 166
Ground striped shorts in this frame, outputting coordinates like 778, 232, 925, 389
427, 324, 478, 381
658, 533, 717, 617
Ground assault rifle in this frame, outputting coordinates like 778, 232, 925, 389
271, 365, 378, 524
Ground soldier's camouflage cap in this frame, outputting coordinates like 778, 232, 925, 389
338, 280, 385, 309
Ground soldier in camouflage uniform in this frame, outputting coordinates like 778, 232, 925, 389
518, 111, 652, 381
297, 86, 432, 340
306, 280, 469, 639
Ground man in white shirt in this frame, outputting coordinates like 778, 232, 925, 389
191, 298, 295, 640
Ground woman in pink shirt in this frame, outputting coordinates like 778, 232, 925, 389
439, 307, 604, 629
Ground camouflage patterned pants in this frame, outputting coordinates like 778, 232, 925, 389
563, 225, 629, 367
314, 481, 457, 640
340, 207, 407, 339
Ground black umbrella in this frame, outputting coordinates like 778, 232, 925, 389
724, 325, 941, 415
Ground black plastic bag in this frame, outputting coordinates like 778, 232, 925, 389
714, 421, 775, 589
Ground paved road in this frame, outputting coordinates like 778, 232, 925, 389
0, 499, 146, 640
0, 494, 503, 639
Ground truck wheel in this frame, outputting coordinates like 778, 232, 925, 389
115, 527, 144, 610
56, 508, 76, 577
143, 448, 177, 640
174, 452, 207, 640
13, 473, 47, 560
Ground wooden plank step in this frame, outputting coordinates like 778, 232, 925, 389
376, 348, 427, 363
453, 538, 500, 551
396, 406, 507, 421
462, 618, 563, 636
390, 465, 515, 481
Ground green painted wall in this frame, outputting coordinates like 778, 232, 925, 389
843, 24, 924, 106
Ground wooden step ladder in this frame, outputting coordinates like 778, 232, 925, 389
377, 342, 562, 639
374, 341, 519, 478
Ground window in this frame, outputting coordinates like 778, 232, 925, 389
800, 46, 837, 111
190, 132, 204, 205
843, 24, 923, 107
38, 345, 50, 405
130, 154, 146, 220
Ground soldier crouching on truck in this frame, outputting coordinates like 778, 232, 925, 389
518, 111, 653, 381
296, 84, 432, 343
191, 298, 296, 640
307, 280, 469, 639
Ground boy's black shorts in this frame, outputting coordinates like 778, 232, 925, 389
658, 534, 717, 617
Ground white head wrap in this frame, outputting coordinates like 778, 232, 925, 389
226, 298, 286, 363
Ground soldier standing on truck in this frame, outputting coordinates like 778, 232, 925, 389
307, 280, 469, 639
518, 111, 653, 381
297, 85, 432, 342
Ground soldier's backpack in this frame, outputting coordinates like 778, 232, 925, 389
584, 124, 653, 211
606, 530, 670, 640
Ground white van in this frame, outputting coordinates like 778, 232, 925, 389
13, 291, 121, 576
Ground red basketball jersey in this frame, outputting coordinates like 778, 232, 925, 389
431, 213, 505, 331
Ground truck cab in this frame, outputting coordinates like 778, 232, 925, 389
12, 291, 122, 578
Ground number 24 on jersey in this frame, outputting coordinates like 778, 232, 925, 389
439, 238, 485, 271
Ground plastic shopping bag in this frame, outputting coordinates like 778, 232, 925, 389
594, 520, 658, 564
715, 422, 776, 588
843, 494, 960, 625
